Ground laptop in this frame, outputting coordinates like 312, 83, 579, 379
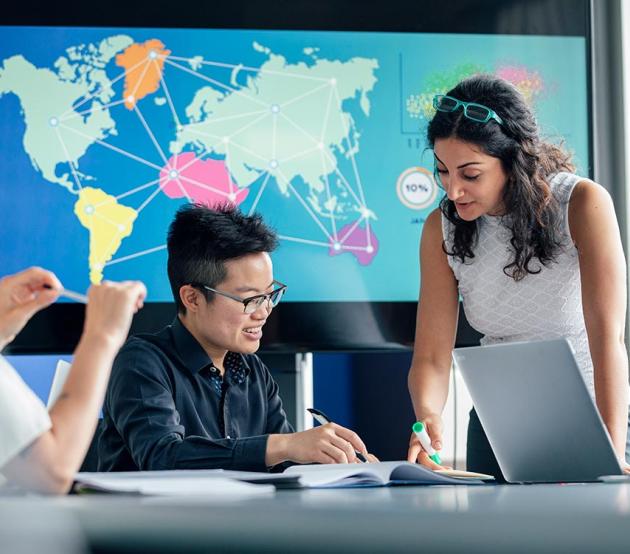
453, 338, 623, 483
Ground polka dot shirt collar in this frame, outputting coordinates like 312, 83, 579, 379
205, 352, 249, 396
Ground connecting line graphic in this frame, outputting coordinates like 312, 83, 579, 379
95, 178, 162, 207
105, 244, 167, 267
129, 60, 152, 101
155, 59, 181, 130
164, 55, 331, 83
48, 45, 376, 277
134, 103, 170, 166
58, 58, 146, 118
247, 172, 272, 216
61, 98, 128, 123
136, 181, 167, 214
277, 235, 331, 247
163, 58, 269, 109
58, 122, 164, 172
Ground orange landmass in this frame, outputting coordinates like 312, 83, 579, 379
115, 39, 171, 110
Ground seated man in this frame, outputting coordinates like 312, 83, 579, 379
98, 204, 371, 471
0, 267, 146, 493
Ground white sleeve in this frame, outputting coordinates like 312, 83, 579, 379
0, 356, 52, 471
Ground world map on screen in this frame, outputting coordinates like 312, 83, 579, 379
0, 28, 588, 301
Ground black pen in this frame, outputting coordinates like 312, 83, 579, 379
307, 408, 368, 463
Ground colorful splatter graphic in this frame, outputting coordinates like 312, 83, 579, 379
407, 63, 548, 121
495, 65, 545, 105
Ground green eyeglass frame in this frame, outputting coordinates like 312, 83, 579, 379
433, 94, 504, 126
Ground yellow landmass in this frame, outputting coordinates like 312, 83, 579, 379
74, 187, 137, 283
115, 39, 171, 110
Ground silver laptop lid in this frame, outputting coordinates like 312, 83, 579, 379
453, 339, 622, 483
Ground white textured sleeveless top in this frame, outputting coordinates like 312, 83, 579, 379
442, 172, 595, 396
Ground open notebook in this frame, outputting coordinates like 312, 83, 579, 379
283, 461, 493, 487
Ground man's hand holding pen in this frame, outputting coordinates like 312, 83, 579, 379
264, 408, 378, 466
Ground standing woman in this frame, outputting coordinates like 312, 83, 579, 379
407, 74, 629, 478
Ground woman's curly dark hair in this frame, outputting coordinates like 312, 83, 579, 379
428, 74, 574, 280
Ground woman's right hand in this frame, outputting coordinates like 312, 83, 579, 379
407, 413, 445, 469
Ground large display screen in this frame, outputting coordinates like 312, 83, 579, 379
0, 2, 591, 351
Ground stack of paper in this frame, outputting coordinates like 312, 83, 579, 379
74, 470, 282, 497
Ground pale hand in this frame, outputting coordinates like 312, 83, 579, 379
275, 422, 371, 465
82, 281, 147, 351
0, 267, 62, 349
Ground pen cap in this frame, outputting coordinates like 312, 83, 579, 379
412, 421, 425, 434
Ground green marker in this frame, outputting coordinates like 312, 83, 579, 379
412, 421, 441, 465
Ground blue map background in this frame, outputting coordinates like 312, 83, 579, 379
0, 26, 588, 302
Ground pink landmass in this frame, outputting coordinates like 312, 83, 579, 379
328, 221, 379, 265
159, 152, 248, 207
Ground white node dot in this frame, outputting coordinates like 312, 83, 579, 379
333, 242, 341, 251
49, 117, 59, 127
148, 50, 158, 60
228, 193, 236, 202
317, 142, 324, 150
330, 78, 336, 85
126, 95, 135, 104
366, 246, 374, 254
269, 159, 278, 169
169, 169, 179, 179
117, 224, 125, 232
84, 205, 95, 215
270, 104, 280, 114
222, 136, 230, 144
93, 263, 103, 271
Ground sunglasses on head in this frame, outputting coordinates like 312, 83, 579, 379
433, 94, 504, 126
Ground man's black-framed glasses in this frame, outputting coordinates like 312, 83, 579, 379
195, 280, 287, 314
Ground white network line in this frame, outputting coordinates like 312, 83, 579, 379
247, 172, 271, 216
277, 235, 331, 247
339, 215, 365, 245
59, 58, 145, 118
105, 244, 167, 267
173, 178, 193, 202
130, 60, 152, 99
58, 122, 164, 171
163, 54, 330, 83
134, 103, 169, 165
155, 59, 181, 130
164, 58, 269, 109
95, 178, 162, 206
61, 98, 127, 123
